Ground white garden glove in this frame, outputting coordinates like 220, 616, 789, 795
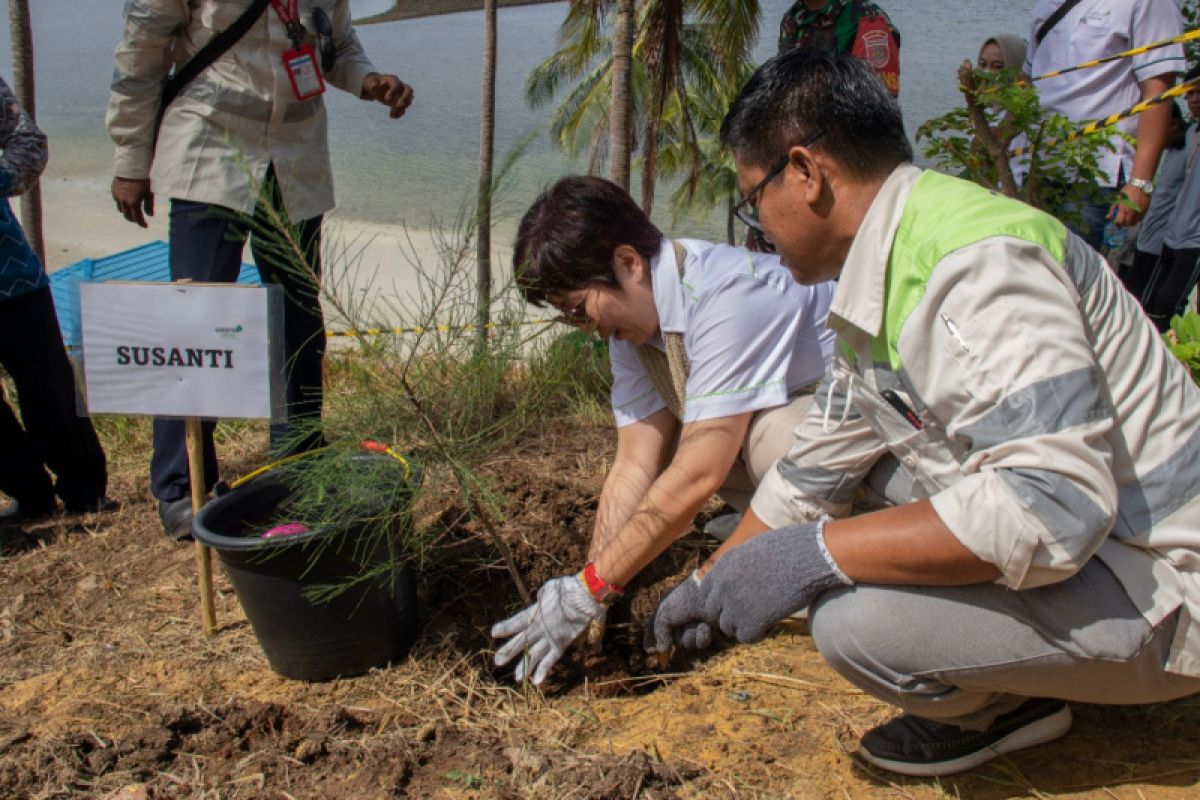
491, 574, 605, 685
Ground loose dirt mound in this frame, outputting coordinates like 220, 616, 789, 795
1, 416, 1198, 798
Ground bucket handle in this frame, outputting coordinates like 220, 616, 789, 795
228, 440, 412, 490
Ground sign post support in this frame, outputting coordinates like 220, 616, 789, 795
186, 417, 218, 635
79, 280, 281, 639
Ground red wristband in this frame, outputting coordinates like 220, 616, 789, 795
581, 562, 624, 605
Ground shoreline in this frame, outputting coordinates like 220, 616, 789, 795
356, 0, 562, 25
33, 176, 514, 325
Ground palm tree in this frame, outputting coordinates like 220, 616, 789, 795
476, 0, 498, 352
7, 0, 42, 263
609, 0, 633, 190
527, 0, 759, 215
657, 64, 752, 243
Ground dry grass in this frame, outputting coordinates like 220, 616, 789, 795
1, 371, 1199, 798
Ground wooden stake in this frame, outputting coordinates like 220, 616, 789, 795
185, 417, 217, 636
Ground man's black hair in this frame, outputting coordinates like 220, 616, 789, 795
721, 48, 912, 178
513, 176, 662, 307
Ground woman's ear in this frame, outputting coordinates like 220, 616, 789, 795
612, 244, 647, 285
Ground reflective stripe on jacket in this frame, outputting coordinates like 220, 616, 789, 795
753, 165, 1200, 677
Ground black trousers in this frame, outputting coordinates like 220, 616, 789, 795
1117, 248, 1158, 303
1142, 244, 1200, 332
0, 286, 107, 508
150, 187, 326, 502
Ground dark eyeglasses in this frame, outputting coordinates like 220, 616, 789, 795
732, 128, 826, 238
311, 7, 337, 74
552, 294, 593, 328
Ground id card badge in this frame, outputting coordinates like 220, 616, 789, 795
283, 44, 325, 101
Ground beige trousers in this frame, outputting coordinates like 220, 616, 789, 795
715, 392, 816, 512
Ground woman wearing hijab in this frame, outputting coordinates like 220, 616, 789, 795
977, 34, 1027, 73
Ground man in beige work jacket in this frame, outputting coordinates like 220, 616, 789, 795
648, 49, 1200, 777
106, 0, 413, 539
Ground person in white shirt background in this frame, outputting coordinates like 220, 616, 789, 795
1020, 0, 1184, 251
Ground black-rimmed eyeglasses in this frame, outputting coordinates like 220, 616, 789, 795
732, 129, 826, 236
551, 294, 594, 328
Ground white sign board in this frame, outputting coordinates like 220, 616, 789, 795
79, 282, 280, 419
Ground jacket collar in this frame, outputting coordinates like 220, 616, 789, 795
828, 163, 922, 341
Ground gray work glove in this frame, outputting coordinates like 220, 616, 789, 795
645, 517, 850, 652
492, 574, 605, 685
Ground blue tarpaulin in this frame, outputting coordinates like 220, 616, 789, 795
49, 241, 259, 351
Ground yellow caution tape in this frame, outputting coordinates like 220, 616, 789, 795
1009, 76, 1200, 158
1027, 28, 1200, 84
326, 318, 555, 338
62, 318, 558, 351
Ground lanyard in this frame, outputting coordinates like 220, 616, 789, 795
269, 0, 305, 47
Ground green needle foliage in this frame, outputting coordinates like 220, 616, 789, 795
226, 149, 610, 604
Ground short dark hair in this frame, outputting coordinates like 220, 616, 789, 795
721, 49, 912, 179
513, 176, 662, 307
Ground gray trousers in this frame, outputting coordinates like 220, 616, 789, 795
810, 558, 1200, 730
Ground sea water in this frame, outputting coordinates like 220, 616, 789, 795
0, 0, 1036, 240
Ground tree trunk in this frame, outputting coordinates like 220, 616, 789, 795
8, 0, 43, 264
640, 110, 657, 214
608, 0, 633, 191
475, 0, 497, 354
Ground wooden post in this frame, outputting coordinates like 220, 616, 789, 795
186, 417, 217, 635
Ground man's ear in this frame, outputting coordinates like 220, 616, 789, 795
612, 244, 647, 284
787, 144, 825, 205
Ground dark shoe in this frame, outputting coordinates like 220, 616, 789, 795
157, 497, 196, 542
858, 698, 1072, 777
0, 497, 56, 525
63, 496, 119, 514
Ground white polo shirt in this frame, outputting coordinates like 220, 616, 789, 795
1022, 0, 1184, 187
609, 238, 836, 426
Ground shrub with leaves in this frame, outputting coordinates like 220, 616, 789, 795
916, 63, 1121, 231
1165, 312, 1200, 384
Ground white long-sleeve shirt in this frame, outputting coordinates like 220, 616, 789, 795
106, 0, 377, 220
753, 165, 1200, 678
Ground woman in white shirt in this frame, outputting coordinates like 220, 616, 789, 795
491, 175, 836, 685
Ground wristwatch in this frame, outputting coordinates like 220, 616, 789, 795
1128, 177, 1155, 196
579, 562, 625, 606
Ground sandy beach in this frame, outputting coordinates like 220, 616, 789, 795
34, 176, 515, 327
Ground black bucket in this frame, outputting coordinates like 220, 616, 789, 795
193, 457, 420, 681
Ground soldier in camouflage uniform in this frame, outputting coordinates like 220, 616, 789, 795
777, 0, 900, 96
